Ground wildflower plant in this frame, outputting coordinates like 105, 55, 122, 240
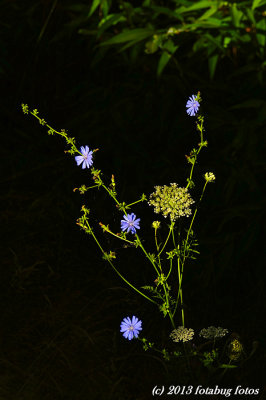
21, 93, 240, 375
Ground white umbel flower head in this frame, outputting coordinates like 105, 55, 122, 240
148, 183, 195, 222
170, 326, 194, 343
199, 326, 228, 339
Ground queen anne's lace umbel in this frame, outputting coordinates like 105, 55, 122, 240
199, 326, 228, 339
148, 183, 195, 222
170, 326, 194, 343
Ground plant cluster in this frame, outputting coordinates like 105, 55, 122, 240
21, 93, 252, 380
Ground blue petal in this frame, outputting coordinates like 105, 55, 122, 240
75, 156, 84, 165
123, 331, 129, 339
120, 326, 128, 332
128, 331, 134, 340
134, 322, 142, 330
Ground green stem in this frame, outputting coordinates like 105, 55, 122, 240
158, 222, 175, 257
165, 257, 173, 280
86, 220, 157, 305
135, 234, 160, 276
186, 117, 205, 189
178, 258, 185, 327
182, 181, 207, 265
154, 228, 162, 272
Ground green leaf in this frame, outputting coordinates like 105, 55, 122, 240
208, 54, 219, 80
205, 33, 224, 51
223, 36, 232, 48
256, 18, 266, 53
230, 4, 244, 28
219, 364, 238, 369
162, 39, 178, 54
100, 28, 154, 46
145, 40, 159, 54
198, 4, 219, 20
193, 18, 224, 28
119, 38, 149, 52
245, 8, 256, 26
89, 0, 101, 17
150, 6, 184, 21
102, 0, 110, 18
98, 14, 127, 35
157, 51, 171, 77
252, 0, 266, 10
176, 1, 215, 13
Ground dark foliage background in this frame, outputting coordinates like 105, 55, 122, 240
0, 0, 265, 399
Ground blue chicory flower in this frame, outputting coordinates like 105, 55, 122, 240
120, 316, 142, 340
186, 95, 200, 116
75, 146, 93, 169
121, 213, 140, 234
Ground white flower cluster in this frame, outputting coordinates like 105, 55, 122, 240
148, 183, 195, 222
199, 326, 228, 339
170, 326, 194, 343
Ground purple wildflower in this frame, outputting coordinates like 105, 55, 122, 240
120, 316, 142, 340
121, 213, 140, 234
75, 146, 93, 169
186, 95, 200, 116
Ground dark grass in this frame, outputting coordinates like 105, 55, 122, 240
1, 1, 265, 399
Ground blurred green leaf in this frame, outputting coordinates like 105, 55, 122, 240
193, 17, 224, 28
219, 364, 238, 369
156, 38, 178, 76
208, 53, 219, 80
230, 4, 244, 28
98, 14, 127, 36
256, 18, 266, 55
150, 6, 184, 21
223, 36, 232, 48
100, 28, 155, 46
157, 51, 171, 77
175, 1, 216, 13
162, 39, 178, 54
245, 8, 256, 25
252, 0, 266, 10
145, 40, 159, 54
205, 33, 224, 51
89, 0, 101, 17
197, 4, 219, 20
